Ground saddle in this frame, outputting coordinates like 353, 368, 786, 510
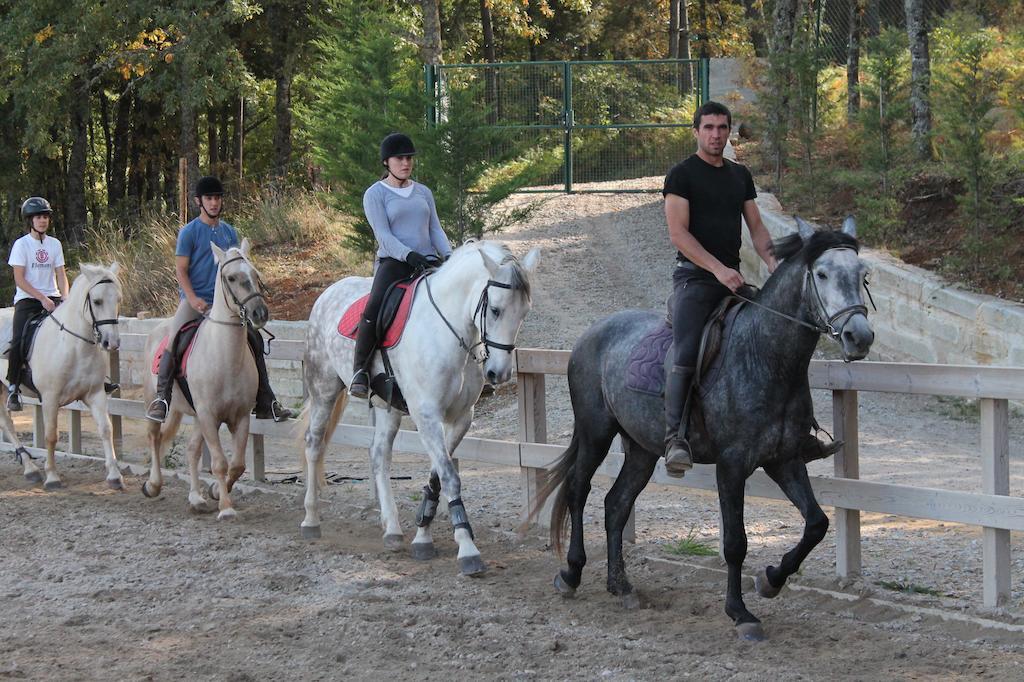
1, 311, 50, 396
151, 319, 203, 409
338, 274, 426, 413
625, 292, 750, 399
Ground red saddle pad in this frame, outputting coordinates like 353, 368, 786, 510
338, 277, 421, 349
151, 321, 201, 377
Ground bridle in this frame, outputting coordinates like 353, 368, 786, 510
208, 254, 268, 328
48, 277, 119, 345
732, 245, 876, 340
425, 272, 519, 364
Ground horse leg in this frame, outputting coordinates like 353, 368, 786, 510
41, 398, 62, 490
300, 383, 347, 539
757, 457, 829, 598
84, 391, 123, 490
411, 409, 473, 560
197, 419, 235, 520
557, 424, 618, 595
717, 458, 763, 641
225, 415, 250, 493
0, 399, 40, 483
368, 406, 404, 550
604, 438, 658, 608
184, 427, 208, 511
143, 410, 182, 498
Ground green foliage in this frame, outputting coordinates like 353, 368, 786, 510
932, 11, 1008, 262
664, 529, 717, 557
859, 28, 910, 186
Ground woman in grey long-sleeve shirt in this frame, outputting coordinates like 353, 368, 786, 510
349, 132, 453, 399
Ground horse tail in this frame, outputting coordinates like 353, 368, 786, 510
295, 390, 349, 487
518, 428, 581, 557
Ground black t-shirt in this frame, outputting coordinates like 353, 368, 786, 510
662, 154, 757, 270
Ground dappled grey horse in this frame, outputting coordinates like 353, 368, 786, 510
529, 218, 874, 641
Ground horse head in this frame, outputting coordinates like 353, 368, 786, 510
77, 262, 122, 351
475, 244, 541, 386
211, 238, 269, 329
781, 216, 874, 361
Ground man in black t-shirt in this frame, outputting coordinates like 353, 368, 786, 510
661, 101, 777, 477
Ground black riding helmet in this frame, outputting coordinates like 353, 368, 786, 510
380, 133, 416, 163
195, 176, 225, 197
21, 197, 53, 219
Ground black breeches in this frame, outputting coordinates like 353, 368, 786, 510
7, 296, 61, 385
354, 257, 414, 371
671, 267, 731, 368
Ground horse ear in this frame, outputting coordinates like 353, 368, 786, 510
794, 216, 815, 240
522, 247, 541, 274
479, 250, 500, 276
240, 237, 251, 257
211, 242, 226, 264
842, 215, 857, 237
109, 261, 120, 276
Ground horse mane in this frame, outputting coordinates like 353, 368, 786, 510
772, 230, 859, 267
67, 262, 122, 307
447, 239, 533, 300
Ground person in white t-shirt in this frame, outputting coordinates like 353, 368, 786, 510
5, 197, 69, 411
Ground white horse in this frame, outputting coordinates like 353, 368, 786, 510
302, 240, 540, 575
141, 239, 267, 520
0, 263, 123, 489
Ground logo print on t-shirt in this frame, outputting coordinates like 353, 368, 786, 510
35, 249, 49, 264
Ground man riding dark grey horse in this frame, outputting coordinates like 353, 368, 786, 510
662, 101, 777, 477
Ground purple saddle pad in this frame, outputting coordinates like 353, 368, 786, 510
625, 323, 673, 396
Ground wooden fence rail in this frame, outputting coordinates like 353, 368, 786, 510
3, 326, 1021, 608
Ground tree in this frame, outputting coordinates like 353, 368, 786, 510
765, 0, 800, 187
904, 0, 933, 161
847, 0, 864, 124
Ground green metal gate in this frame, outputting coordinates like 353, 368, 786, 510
425, 58, 710, 193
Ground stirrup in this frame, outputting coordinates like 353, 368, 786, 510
255, 400, 295, 422
146, 398, 168, 423
6, 387, 22, 413
349, 369, 370, 399
664, 440, 693, 478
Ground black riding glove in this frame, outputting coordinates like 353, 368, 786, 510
406, 252, 430, 270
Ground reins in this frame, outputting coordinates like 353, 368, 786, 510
47, 277, 119, 345
423, 267, 518, 364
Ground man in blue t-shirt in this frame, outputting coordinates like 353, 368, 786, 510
146, 176, 294, 423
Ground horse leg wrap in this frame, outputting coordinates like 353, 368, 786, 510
448, 498, 474, 540
415, 485, 441, 527
14, 447, 33, 465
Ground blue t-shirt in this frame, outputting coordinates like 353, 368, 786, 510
175, 218, 240, 304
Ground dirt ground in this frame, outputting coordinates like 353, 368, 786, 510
4, 183, 1024, 679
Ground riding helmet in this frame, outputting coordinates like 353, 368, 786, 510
195, 176, 225, 197
21, 197, 53, 219
380, 133, 417, 162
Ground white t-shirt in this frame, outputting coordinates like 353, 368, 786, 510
8, 233, 65, 303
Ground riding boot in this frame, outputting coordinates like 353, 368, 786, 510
249, 327, 294, 422
146, 347, 175, 422
799, 433, 845, 463
349, 316, 377, 399
664, 365, 696, 478
5, 351, 23, 412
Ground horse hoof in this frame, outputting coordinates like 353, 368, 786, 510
755, 569, 782, 599
301, 525, 322, 540
736, 622, 766, 641
24, 470, 43, 484
217, 508, 237, 521
553, 573, 576, 598
383, 533, 405, 551
621, 592, 641, 610
411, 542, 436, 561
458, 555, 486, 576
207, 481, 220, 501
141, 481, 160, 498
106, 477, 124, 491
44, 480, 63, 491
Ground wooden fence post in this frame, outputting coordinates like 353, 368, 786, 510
69, 409, 82, 454
109, 348, 122, 452
251, 434, 266, 482
981, 397, 1010, 607
518, 371, 547, 523
833, 389, 861, 577
33, 404, 44, 448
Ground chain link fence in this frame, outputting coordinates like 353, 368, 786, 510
428, 58, 710, 193
816, 0, 954, 64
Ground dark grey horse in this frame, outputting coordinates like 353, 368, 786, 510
528, 218, 874, 641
